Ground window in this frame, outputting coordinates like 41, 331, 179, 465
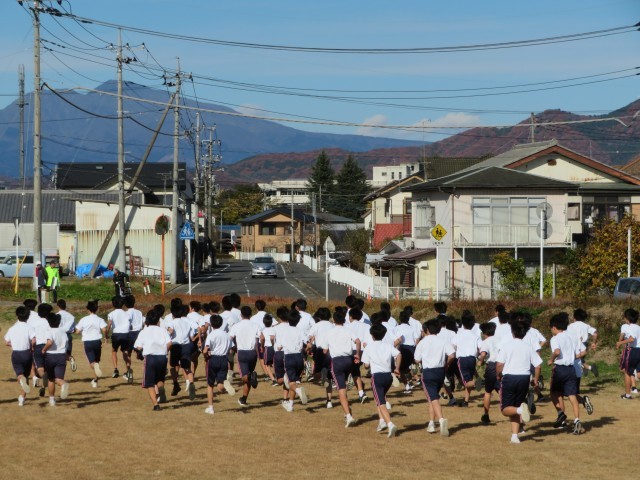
471, 196, 546, 244
248, 225, 253, 235
260, 224, 276, 235
381, 172, 387, 176
263, 247, 277, 254
414, 201, 434, 238
583, 196, 631, 224
399, 172, 403, 180
391, 172, 395, 180
567, 203, 580, 221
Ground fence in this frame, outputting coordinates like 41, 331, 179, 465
302, 255, 319, 272
329, 265, 389, 300
233, 252, 291, 262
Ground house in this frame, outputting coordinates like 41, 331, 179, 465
401, 140, 640, 299
258, 179, 311, 206
371, 162, 421, 188
239, 207, 358, 257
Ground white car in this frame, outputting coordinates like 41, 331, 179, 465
251, 256, 278, 278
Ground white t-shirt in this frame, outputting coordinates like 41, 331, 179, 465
58, 310, 75, 334
495, 338, 542, 376
322, 326, 357, 358
134, 325, 171, 356
362, 341, 399, 374
76, 314, 107, 342
396, 323, 418, 346
4, 321, 33, 351
381, 321, 400, 346
437, 328, 455, 346
130, 308, 145, 332
409, 317, 422, 340
309, 320, 334, 347
346, 320, 369, 349
479, 336, 500, 363
46, 327, 68, 355
220, 311, 235, 332
229, 308, 242, 329
229, 320, 260, 351
568, 321, 596, 344
168, 317, 197, 345
273, 322, 289, 350
387, 316, 398, 329
523, 328, 544, 352
297, 311, 315, 339
277, 324, 306, 354
31, 317, 52, 345
250, 311, 267, 331
451, 328, 480, 358
108, 309, 131, 334
574, 342, 587, 377
488, 316, 499, 325
494, 323, 513, 343
414, 335, 455, 369
204, 329, 232, 356
187, 311, 204, 329
550, 331, 579, 366
261, 326, 276, 348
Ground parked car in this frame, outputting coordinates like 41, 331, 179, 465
251, 256, 278, 278
0, 254, 61, 278
614, 277, 640, 298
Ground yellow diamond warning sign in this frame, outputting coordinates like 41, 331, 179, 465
431, 224, 447, 241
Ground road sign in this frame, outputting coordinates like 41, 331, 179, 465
431, 224, 447, 242
179, 222, 195, 240
324, 236, 336, 252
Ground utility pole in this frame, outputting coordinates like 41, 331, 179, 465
194, 112, 201, 247
170, 58, 182, 285
530, 112, 535, 143
18, 65, 25, 184
117, 29, 126, 273
291, 193, 295, 262
32, 0, 42, 289
311, 192, 318, 258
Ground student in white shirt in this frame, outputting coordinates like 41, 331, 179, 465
107, 296, 132, 380
133, 308, 172, 411
229, 293, 243, 329
569, 308, 599, 378
74, 300, 107, 388
4, 306, 34, 406
496, 320, 542, 444
362, 323, 401, 437
308, 307, 334, 408
259, 314, 277, 386
186, 300, 205, 377
293, 298, 315, 342
272, 306, 291, 402
122, 295, 145, 384
478, 322, 500, 424
167, 304, 199, 399
160, 298, 182, 331
380, 302, 397, 328
616, 308, 640, 400
573, 341, 594, 416
439, 316, 459, 407
321, 311, 360, 426
221, 296, 238, 379
56, 299, 77, 373
549, 312, 583, 435
278, 310, 309, 412
250, 299, 268, 331
42, 312, 70, 406
451, 311, 481, 408
229, 306, 261, 407
396, 310, 419, 394
32, 303, 54, 395
202, 314, 236, 415
403, 305, 423, 343
346, 307, 370, 403
415, 319, 455, 436
488, 304, 506, 325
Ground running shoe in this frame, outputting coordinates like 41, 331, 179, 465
158, 386, 167, 404
223, 380, 236, 396
18, 395, 24, 407
391, 374, 400, 388
283, 374, 290, 390
553, 411, 568, 428
377, 422, 387, 433
388, 424, 398, 438
386, 401, 392, 410
527, 389, 536, 415
326, 401, 333, 409
583, 396, 593, 415
510, 436, 521, 444
39, 387, 45, 397
48, 397, 56, 407
112, 368, 120, 378
573, 419, 582, 435
427, 422, 436, 433
19, 377, 31, 394
70, 356, 77, 372
188, 381, 196, 400
238, 397, 248, 407
91, 379, 98, 388
359, 393, 368, 404
481, 414, 490, 424
439, 418, 449, 437
204, 406, 214, 415
60, 383, 70, 400
250, 371, 258, 389
447, 397, 457, 407
153, 405, 161, 411
297, 387, 308, 405
345, 415, 356, 428
281, 400, 293, 412
621, 394, 633, 400
171, 384, 181, 396
93, 363, 103, 378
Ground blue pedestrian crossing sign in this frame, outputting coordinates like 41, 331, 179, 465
179, 222, 195, 240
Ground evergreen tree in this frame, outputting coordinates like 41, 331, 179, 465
214, 183, 267, 225
334, 155, 371, 219
306, 150, 336, 213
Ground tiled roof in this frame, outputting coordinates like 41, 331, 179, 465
384, 248, 435, 260
55, 162, 188, 190
373, 223, 404, 250
239, 207, 357, 224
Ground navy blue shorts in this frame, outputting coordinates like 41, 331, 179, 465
313, 347, 331, 374
284, 353, 304, 383
274, 351, 285, 380
484, 362, 500, 393
500, 374, 530, 410
207, 355, 229, 386
351, 350, 362, 379
371, 372, 393, 406
45, 353, 67, 381
625, 348, 640, 376
170, 343, 193, 370
620, 347, 630, 370
457, 356, 476, 384
142, 354, 167, 388
66, 334, 73, 355
83, 340, 102, 364
127, 330, 141, 353
11, 350, 33, 377
398, 345, 415, 373
331, 355, 354, 390
111, 333, 129, 353
33, 343, 46, 369
238, 349, 258, 377
550, 364, 579, 396
263, 346, 275, 366
421, 367, 445, 402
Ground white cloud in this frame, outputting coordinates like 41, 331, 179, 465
356, 112, 481, 141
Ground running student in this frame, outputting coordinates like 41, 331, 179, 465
396, 310, 419, 395
549, 312, 583, 435
42, 312, 70, 406
278, 310, 308, 412
125, 296, 144, 383
75, 300, 107, 388
569, 308, 599, 378
451, 311, 481, 407
321, 311, 359, 426
56, 299, 77, 372
202, 314, 236, 415
362, 323, 401, 437
616, 308, 640, 400
495, 319, 542, 444
259, 314, 277, 386
415, 319, 455, 437
478, 322, 500, 424
308, 307, 334, 408
229, 306, 261, 407
272, 307, 291, 403
32, 303, 54, 396
107, 296, 132, 380
4, 306, 34, 406
186, 301, 205, 376
346, 307, 369, 403
167, 304, 198, 399
133, 309, 172, 411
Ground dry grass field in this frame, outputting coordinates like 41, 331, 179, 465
0, 300, 637, 479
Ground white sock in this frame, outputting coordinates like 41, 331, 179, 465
574, 418, 580, 423
516, 406, 523, 415
358, 390, 364, 396
388, 422, 395, 429
439, 418, 445, 425
379, 419, 386, 426
511, 433, 518, 440
428, 420, 435, 427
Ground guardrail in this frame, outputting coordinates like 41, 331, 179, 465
329, 265, 389, 299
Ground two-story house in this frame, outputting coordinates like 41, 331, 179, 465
401, 140, 640, 299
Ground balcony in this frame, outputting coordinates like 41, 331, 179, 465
452, 224, 572, 247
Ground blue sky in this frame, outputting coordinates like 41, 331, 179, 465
0, 0, 638, 143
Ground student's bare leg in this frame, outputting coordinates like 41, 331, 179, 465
355, 377, 364, 392
111, 350, 118, 370
241, 374, 250, 397
464, 386, 472, 402
326, 383, 333, 403
147, 387, 158, 406
377, 404, 391, 424
567, 395, 580, 419
483, 392, 492, 414
123, 351, 131, 371
624, 372, 632, 394
17, 375, 28, 396
551, 391, 565, 413
501, 407, 521, 433
207, 385, 215, 406
338, 388, 350, 415
170, 366, 179, 385
47, 379, 56, 397
182, 368, 194, 383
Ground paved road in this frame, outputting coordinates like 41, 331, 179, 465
172, 260, 348, 301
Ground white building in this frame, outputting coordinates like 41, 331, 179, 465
371, 162, 421, 188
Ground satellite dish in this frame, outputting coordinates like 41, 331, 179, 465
154, 215, 170, 235
536, 221, 553, 240
536, 202, 553, 219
